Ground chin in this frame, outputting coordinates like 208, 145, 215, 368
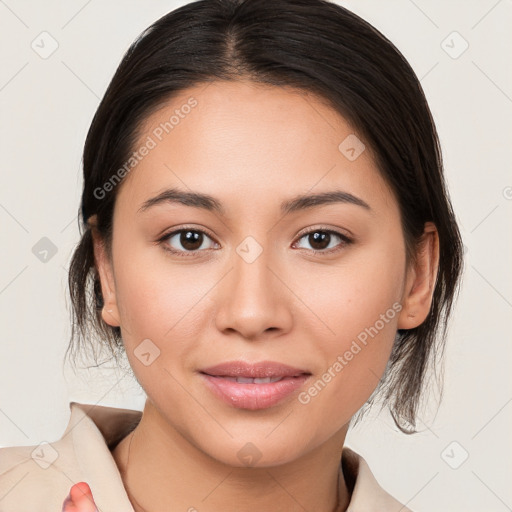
192, 430, 315, 469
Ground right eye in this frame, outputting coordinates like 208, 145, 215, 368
158, 227, 219, 257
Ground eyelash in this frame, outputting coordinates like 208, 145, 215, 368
156, 225, 353, 258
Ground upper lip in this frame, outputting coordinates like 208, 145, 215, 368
200, 360, 311, 379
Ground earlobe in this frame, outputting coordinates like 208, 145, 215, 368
397, 222, 439, 330
89, 218, 121, 327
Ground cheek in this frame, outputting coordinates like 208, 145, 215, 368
111, 240, 215, 352
112, 256, 218, 398
296, 304, 400, 438
294, 246, 404, 425
296, 237, 405, 341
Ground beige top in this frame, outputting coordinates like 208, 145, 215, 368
0, 402, 412, 511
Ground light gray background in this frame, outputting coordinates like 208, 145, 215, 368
0, 1, 511, 511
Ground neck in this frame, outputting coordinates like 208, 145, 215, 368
112, 398, 351, 512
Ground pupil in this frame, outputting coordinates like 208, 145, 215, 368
310, 231, 329, 250
181, 231, 202, 250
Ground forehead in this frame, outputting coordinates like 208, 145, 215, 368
115, 80, 394, 218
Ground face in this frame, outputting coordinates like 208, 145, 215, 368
93, 80, 437, 467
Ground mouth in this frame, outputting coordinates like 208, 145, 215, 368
213, 375, 288, 384
199, 360, 311, 410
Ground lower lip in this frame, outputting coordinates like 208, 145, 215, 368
200, 374, 310, 410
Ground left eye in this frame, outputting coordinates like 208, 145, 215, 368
294, 230, 350, 252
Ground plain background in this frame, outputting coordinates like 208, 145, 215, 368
0, 1, 511, 510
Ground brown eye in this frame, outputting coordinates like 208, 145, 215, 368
178, 230, 203, 251
163, 229, 217, 255
307, 231, 331, 250
294, 229, 352, 253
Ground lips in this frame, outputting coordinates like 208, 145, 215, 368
221, 376, 284, 384
200, 360, 309, 379
199, 360, 311, 410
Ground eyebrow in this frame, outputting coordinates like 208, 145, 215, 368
137, 187, 371, 216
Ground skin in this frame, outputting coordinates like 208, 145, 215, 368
61, 482, 97, 511
86, 80, 439, 512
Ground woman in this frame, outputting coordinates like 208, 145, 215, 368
0, 0, 463, 510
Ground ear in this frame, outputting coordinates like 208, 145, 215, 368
397, 222, 440, 329
89, 216, 121, 327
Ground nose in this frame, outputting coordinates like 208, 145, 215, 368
214, 244, 293, 341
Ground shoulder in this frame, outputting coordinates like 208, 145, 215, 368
0, 425, 82, 510
0, 402, 141, 512
343, 446, 414, 511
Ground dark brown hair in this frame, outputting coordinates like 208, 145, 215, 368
66, 0, 464, 433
